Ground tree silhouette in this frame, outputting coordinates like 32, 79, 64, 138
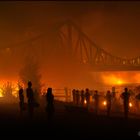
19, 57, 42, 99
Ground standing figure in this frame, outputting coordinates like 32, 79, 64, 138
34, 89, 40, 108
26, 81, 34, 118
19, 87, 24, 115
93, 90, 100, 115
72, 89, 76, 104
85, 88, 90, 108
112, 87, 116, 99
81, 90, 85, 106
135, 93, 140, 111
121, 88, 131, 119
75, 90, 80, 105
46, 87, 54, 121
106, 90, 112, 117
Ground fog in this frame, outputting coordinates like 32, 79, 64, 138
0, 2, 140, 89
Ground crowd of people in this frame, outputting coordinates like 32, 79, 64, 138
18, 82, 140, 120
72, 87, 140, 119
18, 81, 54, 120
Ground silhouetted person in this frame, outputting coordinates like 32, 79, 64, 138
34, 89, 40, 108
81, 90, 85, 106
106, 90, 112, 117
75, 90, 80, 105
72, 89, 76, 104
121, 88, 131, 119
135, 93, 140, 111
112, 87, 116, 99
19, 87, 24, 115
46, 88, 54, 121
85, 88, 90, 108
26, 81, 34, 118
93, 90, 99, 115
135, 93, 140, 100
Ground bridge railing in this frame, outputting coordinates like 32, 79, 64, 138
52, 88, 72, 102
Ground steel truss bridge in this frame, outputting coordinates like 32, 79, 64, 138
3, 20, 140, 71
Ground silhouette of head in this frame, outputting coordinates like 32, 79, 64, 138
124, 88, 128, 92
72, 89, 76, 92
19, 88, 23, 93
86, 88, 89, 92
28, 81, 32, 88
76, 90, 79, 93
81, 90, 84, 93
95, 90, 98, 93
107, 90, 111, 95
47, 87, 52, 93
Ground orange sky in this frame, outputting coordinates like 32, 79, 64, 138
0, 2, 140, 89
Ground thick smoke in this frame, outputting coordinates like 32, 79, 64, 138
0, 2, 140, 90
19, 56, 42, 93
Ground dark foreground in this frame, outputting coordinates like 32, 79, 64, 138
0, 100, 140, 139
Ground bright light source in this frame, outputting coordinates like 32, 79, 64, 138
117, 80, 123, 85
0, 93, 3, 97
103, 101, 107, 106
0, 89, 3, 97
84, 100, 87, 104
101, 74, 125, 85
129, 102, 132, 107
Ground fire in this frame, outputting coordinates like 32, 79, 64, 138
129, 102, 132, 107
12, 86, 19, 98
84, 100, 87, 104
0, 80, 20, 98
102, 74, 124, 85
0, 89, 3, 97
117, 80, 123, 85
103, 101, 107, 106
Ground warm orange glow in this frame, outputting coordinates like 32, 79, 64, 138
12, 86, 19, 98
0, 89, 4, 97
103, 101, 107, 106
84, 100, 87, 104
129, 102, 133, 107
102, 74, 124, 85
117, 80, 123, 85
0, 80, 20, 98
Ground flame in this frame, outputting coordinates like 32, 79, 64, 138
102, 74, 124, 85
12, 86, 19, 98
103, 101, 107, 106
100, 71, 140, 86
129, 102, 132, 107
84, 100, 87, 104
0, 80, 20, 98
117, 80, 123, 85
0, 89, 3, 97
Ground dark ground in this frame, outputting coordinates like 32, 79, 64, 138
0, 100, 140, 139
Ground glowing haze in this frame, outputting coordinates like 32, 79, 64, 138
100, 71, 140, 85
0, 2, 140, 89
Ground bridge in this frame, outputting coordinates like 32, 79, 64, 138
2, 20, 140, 71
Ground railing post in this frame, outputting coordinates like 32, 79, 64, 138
64, 87, 68, 102
69, 88, 72, 102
